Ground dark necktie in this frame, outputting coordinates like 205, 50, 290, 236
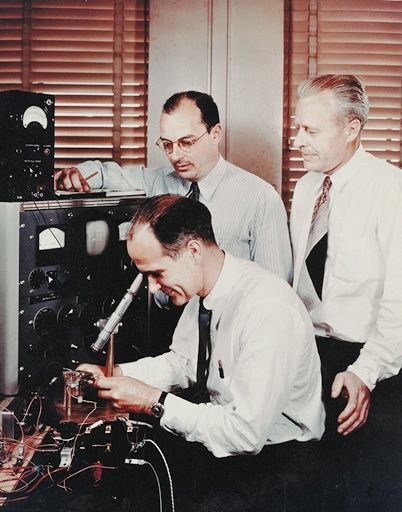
306, 233, 328, 299
306, 176, 332, 299
188, 182, 200, 201
196, 298, 211, 403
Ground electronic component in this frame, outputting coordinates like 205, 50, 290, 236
0, 90, 54, 201
0, 197, 149, 395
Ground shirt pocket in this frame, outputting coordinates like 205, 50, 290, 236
331, 237, 381, 283
211, 377, 233, 405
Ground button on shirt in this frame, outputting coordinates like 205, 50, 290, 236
77, 156, 292, 282
119, 254, 324, 458
291, 146, 402, 390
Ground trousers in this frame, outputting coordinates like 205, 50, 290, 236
130, 429, 323, 512
316, 336, 402, 512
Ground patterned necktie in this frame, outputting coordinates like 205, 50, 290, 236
196, 298, 212, 403
298, 176, 332, 311
306, 175, 332, 258
309, 176, 332, 236
188, 182, 200, 202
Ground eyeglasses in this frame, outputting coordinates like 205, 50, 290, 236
156, 129, 209, 154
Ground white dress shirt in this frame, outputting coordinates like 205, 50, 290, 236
291, 146, 402, 390
76, 156, 292, 282
119, 254, 324, 458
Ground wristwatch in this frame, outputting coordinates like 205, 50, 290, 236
151, 391, 168, 420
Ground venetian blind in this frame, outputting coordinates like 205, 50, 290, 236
283, 0, 402, 209
0, 0, 149, 169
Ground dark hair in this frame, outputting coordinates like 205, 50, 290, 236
128, 195, 217, 257
163, 91, 220, 131
297, 74, 369, 130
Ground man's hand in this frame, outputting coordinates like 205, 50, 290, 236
54, 167, 90, 192
75, 363, 123, 380
331, 371, 370, 435
94, 376, 161, 415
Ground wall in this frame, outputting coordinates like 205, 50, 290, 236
147, 0, 284, 192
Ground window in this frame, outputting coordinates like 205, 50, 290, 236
283, 0, 402, 210
0, 0, 149, 169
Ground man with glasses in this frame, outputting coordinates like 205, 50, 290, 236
54, 91, 292, 282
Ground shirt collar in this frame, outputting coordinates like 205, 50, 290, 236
187, 155, 227, 200
329, 145, 365, 193
201, 252, 236, 319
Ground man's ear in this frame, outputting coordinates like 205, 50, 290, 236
210, 123, 223, 145
346, 118, 361, 143
186, 239, 202, 261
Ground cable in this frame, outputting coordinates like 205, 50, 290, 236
55, 463, 117, 492
145, 438, 175, 512
20, 394, 43, 430
143, 460, 162, 512
67, 393, 97, 470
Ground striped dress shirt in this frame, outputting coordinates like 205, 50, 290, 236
77, 156, 292, 282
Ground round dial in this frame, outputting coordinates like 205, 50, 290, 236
33, 308, 57, 336
28, 268, 46, 289
77, 302, 99, 336
57, 304, 76, 330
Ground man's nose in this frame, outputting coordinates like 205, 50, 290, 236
148, 276, 161, 294
293, 128, 304, 149
169, 141, 184, 161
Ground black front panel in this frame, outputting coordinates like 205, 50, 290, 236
0, 90, 55, 201
18, 198, 149, 392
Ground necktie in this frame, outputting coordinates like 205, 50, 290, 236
298, 176, 332, 311
306, 175, 332, 297
188, 182, 200, 201
308, 176, 332, 248
196, 298, 212, 403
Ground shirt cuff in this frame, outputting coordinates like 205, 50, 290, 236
346, 363, 376, 391
160, 393, 198, 435
76, 161, 104, 189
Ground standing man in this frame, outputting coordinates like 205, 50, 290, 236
291, 74, 402, 437
54, 91, 292, 282
79, 194, 324, 511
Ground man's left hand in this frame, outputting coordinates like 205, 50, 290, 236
95, 376, 162, 415
331, 371, 370, 435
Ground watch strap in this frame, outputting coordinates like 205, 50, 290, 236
158, 391, 168, 405
151, 391, 168, 422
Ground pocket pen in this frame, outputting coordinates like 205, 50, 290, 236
218, 359, 225, 379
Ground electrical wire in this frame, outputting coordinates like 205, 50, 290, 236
145, 438, 175, 512
67, 393, 98, 470
142, 460, 162, 512
20, 394, 43, 428
56, 463, 117, 489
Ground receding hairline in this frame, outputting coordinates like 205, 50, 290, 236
297, 88, 346, 124
297, 74, 369, 128
160, 97, 204, 123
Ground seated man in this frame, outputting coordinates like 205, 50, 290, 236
79, 195, 324, 511
54, 90, 292, 282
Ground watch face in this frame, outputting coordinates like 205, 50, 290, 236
151, 402, 164, 418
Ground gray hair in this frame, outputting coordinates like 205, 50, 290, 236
297, 74, 369, 130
